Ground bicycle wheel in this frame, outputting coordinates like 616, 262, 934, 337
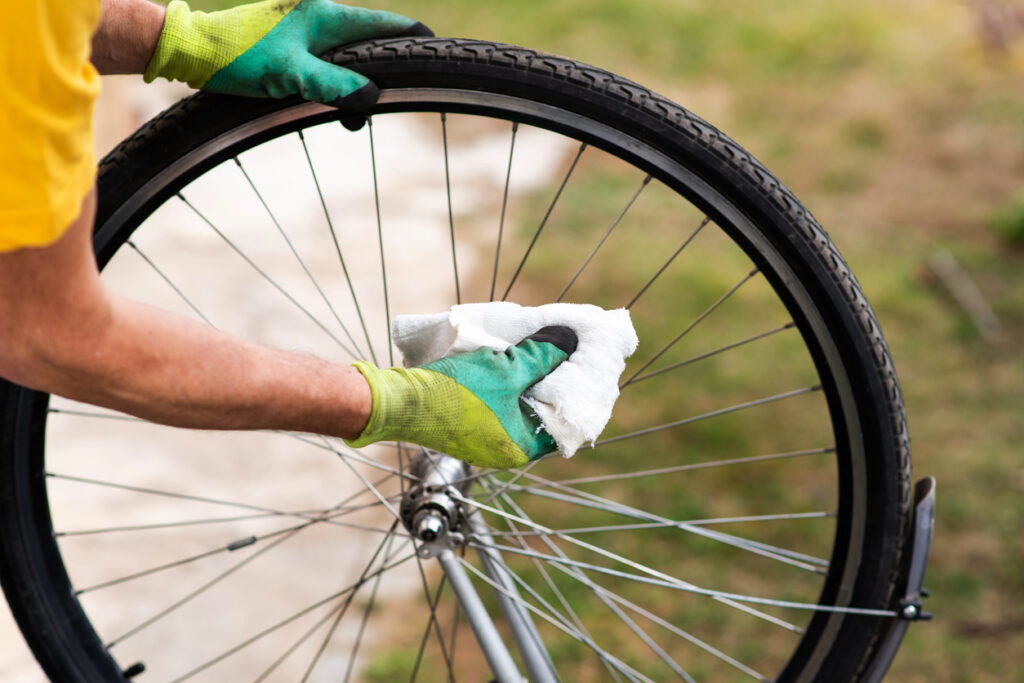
0, 38, 911, 682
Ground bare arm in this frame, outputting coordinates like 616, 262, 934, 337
52, 1, 373, 436
91, 0, 166, 74
0, 189, 372, 437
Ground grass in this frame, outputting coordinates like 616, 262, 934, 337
181, 0, 1024, 679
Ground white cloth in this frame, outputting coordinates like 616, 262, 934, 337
392, 302, 638, 457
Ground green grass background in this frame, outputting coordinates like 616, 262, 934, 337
186, 1, 1024, 679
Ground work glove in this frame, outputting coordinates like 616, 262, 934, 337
347, 327, 578, 469
144, 0, 431, 108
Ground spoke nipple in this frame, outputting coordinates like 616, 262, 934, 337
227, 536, 257, 552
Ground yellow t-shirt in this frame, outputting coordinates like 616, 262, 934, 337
0, 0, 101, 252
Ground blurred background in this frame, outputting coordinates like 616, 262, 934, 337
2, 0, 1022, 680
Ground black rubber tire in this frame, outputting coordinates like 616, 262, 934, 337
0, 38, 911, 682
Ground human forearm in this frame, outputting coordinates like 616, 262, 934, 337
0, 189, 371, 438
38, 296, 372, 436
91, 0, 166, 74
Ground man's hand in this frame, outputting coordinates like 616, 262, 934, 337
347, 327, 579, 469
143, 0, 431, 108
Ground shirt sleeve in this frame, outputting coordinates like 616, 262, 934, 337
0, 0, 102, 252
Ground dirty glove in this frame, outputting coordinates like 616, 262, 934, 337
346, 327, 578, 469
144, 0, 431, 108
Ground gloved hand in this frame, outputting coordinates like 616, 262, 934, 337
144, 0, 431, 108
346, 327, 578, 469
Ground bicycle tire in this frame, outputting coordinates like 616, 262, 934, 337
0, 37, 911, 682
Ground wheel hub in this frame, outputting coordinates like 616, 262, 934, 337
400, 451, 474, 546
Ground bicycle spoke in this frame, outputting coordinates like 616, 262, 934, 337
501, 142, 587, 301
48, 472, 320, 519
492, 471, 791, 678
557, 174, 652, 302
626, 322, 797, 386
491, 121, 518, 301
313, 437, 409, 478
456, 555, 653, 682
528, 447, 836, 487
341, 529, 402, 683
47, 471, 395, 529
505, 471, 829, 571
168, 550, 418, 682
409, 573, 456, 683
366, 118, 393, 366
624, 267, 761, 385
440, 113, 461, 304
325, 436, 403, 522
48, 407, 144, 422
487, 511, 833, 538
484, 494, 592, 678
597, 385, 822, 447
126, 241, 215, 326
447, 598, 462, 680
561, 574, 698, 682
78, 519, 318, 595
253, 598, 347, 683
456, 492, 807, 631
469, 536, 891, 619
481, 481, 806, 634
488, 486, 649, 682
541, 557, 769, 681
626, 216, 710, 309
285, 432, 416, 480
57, 510, 320, 537
234, 155, 368, 360
300, 520, 402, 682
299, 129, 378, 364
479, 456, 545, 506
246, 524, 407, 682
477, 548, 651, 682
300, 603, 352, 682
177, 192, 358, 359
58, 501, 397, 539
107, 505, 352, 648
537, 554, 695, 681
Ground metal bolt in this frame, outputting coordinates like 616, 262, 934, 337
901, 604, 919, 620
416, 513, 445, 542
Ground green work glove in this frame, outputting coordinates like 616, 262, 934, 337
347, 327, 578, 469
144, 0, 431, 108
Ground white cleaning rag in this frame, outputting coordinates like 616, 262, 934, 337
392, 302, 638, 458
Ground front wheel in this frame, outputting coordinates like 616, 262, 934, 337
0, 38, 911, 682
